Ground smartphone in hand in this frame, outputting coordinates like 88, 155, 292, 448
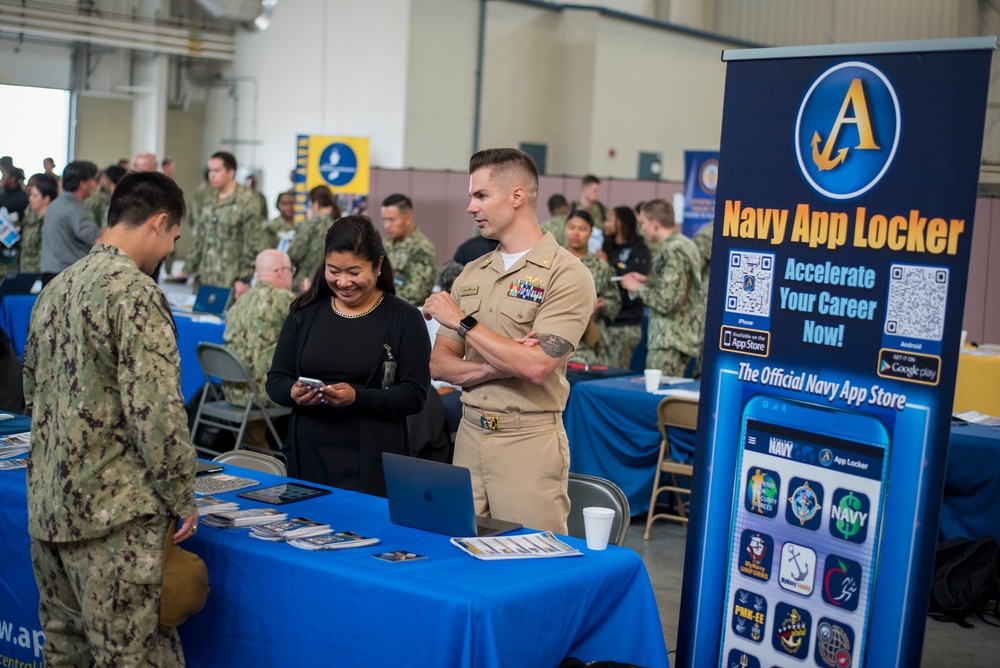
297, 376, 325, 389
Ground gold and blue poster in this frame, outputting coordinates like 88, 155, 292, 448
293, 135, 370, 222
675, 38, 994, 668
682, 150, 719, 238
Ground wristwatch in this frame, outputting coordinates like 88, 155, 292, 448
458, 314, 478, 338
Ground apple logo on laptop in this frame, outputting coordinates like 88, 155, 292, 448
423, 489, 433, 503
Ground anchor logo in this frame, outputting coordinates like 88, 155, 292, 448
779, 542, 816, 596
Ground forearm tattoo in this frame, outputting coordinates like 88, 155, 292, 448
535, 333, 573, 359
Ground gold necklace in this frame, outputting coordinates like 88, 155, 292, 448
330, 293, 384, 319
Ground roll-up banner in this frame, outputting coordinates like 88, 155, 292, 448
683, 150, 720, 238
677, 38, 995, 668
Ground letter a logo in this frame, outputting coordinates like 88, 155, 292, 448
796, 62, 900, 200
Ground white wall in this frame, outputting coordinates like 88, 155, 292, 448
201, 0, 414, 207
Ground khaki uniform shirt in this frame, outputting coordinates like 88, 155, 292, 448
641, 231, 706, 358
384, 228, 437, 305
439, 232, 595, 414
185, 184, 260, 287
222, 280, 294, 408
23, 245, 197, 542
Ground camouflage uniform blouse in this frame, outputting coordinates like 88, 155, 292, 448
641, 232, 707, 359
23, 245, 197, 541
185, 184, 260, 287
384, 228, 437, 305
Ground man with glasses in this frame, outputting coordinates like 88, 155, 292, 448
221, 249, 295, 448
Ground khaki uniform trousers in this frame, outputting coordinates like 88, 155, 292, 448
454, 407, 570, 534
30, 515, 185, 667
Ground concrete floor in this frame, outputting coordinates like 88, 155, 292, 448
626, 517, 1000, 668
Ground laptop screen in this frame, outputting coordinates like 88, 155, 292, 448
192, 285, 231, 316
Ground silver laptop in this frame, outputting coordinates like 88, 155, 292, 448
382, 453, 522, 537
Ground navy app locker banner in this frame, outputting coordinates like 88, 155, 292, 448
675, 38, 994, 668
683, 150, 720, 238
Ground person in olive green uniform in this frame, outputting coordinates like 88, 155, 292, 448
563, 210, 621, 366
693, 221, 713, 286
381, 194, 438, 305
20, 174, 58, 272
572, 174, 607, 253
621, 199, 706, 377
424, 148, 595, 535
256, 191, 297, 253
23, 171, 198, 666
223, 249, 295, 410
287, 185, 338, 291
539, 193, 570, 247
181, 152, 259, 297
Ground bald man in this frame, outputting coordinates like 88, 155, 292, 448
222, 249, 295, 444
132, 152, 158, 173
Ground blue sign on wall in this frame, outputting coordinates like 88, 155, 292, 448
683, 150, 719, 238
675, 38, 994, 668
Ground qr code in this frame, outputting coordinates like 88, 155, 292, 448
884, 264, 948, 341
725, 250, 775, 317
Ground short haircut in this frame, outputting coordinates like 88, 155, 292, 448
105, 165, 127, 185
275, 190, 294, 207
381, 193, 412, 214
640, 198, 675, 229
582, 174, 600, 187
61, 161, 98, 192
547, 193, 568, 214
309, 184, 335, 208
32, 174, 59, 201
613, 205, 638, 240
107, 171, 186, 230
566, 209, 594, 229
469, 148, 539, 201
43, 157, 55, 167
211, 151, 237, 173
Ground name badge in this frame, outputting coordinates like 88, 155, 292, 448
460, 286, 479, 296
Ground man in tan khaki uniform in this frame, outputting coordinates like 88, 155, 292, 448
424, 148, 595, 534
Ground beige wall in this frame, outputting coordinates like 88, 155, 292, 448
74, 95, 133, 167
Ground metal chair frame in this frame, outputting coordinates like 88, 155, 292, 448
189, 342, 289, 460
644, 395, 699, 538
567, 472, 631, 547
212, 449, 287, 477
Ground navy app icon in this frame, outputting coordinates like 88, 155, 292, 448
772, 601, 812, 659
726, 648, 761, 668
795, 61, 901, 200
822, 554, 863, 612
785, 477, 824, 531
732, 588, 768, 643
745, 467, 781, 518
814, 617, 855, 668
738, 529, 775, 582
829, 488, 871, 544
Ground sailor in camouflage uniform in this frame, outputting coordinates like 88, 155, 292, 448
287, 185, 338, 289
539, 193, 570, 247
621, 199, 706, 377
563, 211, 621, 365
223, 249, 295, 410
23, 172, 199, 666
381, 194, 437, 305
20, 174, 58, 272
254, 191, 297, 253
181, 152, 259, 293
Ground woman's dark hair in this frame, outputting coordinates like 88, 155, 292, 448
31, 174, 59, 202
309, 185, 335, 208
290, 215, 396, 312
565, 209, 594, 229
613, 205, 638, 241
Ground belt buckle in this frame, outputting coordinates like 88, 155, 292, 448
480, 414, 500, 430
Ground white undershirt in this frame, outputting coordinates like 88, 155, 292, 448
500, 249, 530, 271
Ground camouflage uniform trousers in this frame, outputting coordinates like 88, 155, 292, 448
30, 514, 185, 667
646, 347, 691, 378
604, 323, 642, 370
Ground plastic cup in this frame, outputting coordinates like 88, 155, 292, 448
582, 507, 615, 550
644, 369, 663, 392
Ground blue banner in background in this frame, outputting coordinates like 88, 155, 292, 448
682, 150, 719, 238
675, 39, 993, 668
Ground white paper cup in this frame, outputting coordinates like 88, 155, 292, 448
644, 369, 662, 393
582, 506, 616, 550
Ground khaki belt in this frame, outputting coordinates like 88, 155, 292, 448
462, 406, 559, 431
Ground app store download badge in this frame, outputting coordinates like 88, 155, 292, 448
773, 602, 812, 660
745, 466, 781, 518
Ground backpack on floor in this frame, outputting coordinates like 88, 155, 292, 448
930, 536, 1000, 621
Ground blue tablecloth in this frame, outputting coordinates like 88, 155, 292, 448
940, 421, 1000, 542
0, 294, 223, 404
564, 375, 698, 515
0, 453, 669, 667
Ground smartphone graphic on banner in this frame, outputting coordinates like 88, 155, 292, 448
719, 395, 890, 668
